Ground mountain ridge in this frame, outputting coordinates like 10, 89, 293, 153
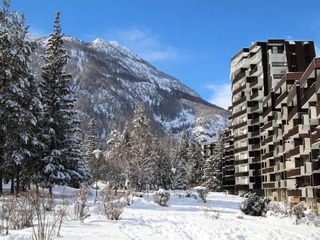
31, 36, 230, 141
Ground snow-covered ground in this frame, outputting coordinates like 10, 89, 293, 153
2, 187, 320, 240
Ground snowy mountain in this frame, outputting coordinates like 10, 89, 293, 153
31, 36, 230, 141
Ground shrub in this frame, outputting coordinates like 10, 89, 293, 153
153, 189, 170, 207
72, 185, 90, 220
195, 187, 208, 203
289, 202, 305, 220
240, 192, 270, 216
100, 187, 126, 220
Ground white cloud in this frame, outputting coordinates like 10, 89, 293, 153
207, 83, 231, 110
105, 27, 180, 62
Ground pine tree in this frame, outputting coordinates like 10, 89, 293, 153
37, 11, 89, 190
83, 118, 100, 181
129, 103, 156, 191
202, 139, 223, 191
171, 131, 189, 190
187, 134, 202, 185
0, 0, 42, 193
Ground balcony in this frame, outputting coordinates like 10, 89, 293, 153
310, 127, 320, 145
250, 90, 263, 101
301, 83, 316, 109
261, 121, 273, 132
261, 166, 274, 174
286, 168, 301, 178
284, 124, 309, 141
234, 146, 248, 154
231, 58, 250, 75
261, 135, 273, 146
262, 182, 275, 189
250, 77, 263, 88
232, 109, 247, 119
233, 95, 247, 106
234, 133, 248, 142
275, 91, 288, 108
287, 189, 302, 197
249, 51, 262, 64
268, 50, 286, 61
249, 65, 263, 77
261, 151, 273, 160
286, 145, 303, 158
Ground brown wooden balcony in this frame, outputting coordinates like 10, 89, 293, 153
301, 83, 316, 108
233, 70, 247, 84
261, 166, 274, 174
234, 146, 248, 154
233, 96, 247, 106
250, 90, 260, 100
286, 168, 301, 178
232, 109, 247, 119
233, 121, 247, 129
310, 128, 320, 145
234, 133, 248, 142
261, 121, 273, 132
275, 91, 287, 107
262, 182, 275, 189
287, 189, 302, 197
261, 135, 273, 146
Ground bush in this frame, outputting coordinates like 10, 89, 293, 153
195, 187, 208, 203
289, 202, 305, 220
72, 185, 90, 220
153, 189, 170, 207
240, 192, 270, 216
100, 187, 126, 220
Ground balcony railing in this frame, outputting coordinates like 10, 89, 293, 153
287, 189, 302, 197
261, 166, 274, 174
286, 168, 301, 178
310, 128, 320, 145
262, 182, 275, 189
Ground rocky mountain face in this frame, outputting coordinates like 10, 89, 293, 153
32, 36, 230, 141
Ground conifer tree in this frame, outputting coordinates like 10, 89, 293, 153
129, 103, 156, 191
171, 131, 189, 190
83, 118, 100, 180
0, 0, 42, 193
37, 11, 89, 190
202, 139, 223, 191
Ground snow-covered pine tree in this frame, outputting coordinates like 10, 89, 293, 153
172, 131, 189, 190
83, 118, 100, 181
0, 0, 42, 193
202, 138, 223, 191
129, 103, 156, 191
37, 11, 89, 190
103, 124, 125, 186
187, 133, 202, 186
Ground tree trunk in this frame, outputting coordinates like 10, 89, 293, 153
0, 172, 2, 194
10, 175, 14, 194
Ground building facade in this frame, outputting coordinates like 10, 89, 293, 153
229, 39, 315, 194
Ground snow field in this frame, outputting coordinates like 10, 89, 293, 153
2, 188, 320, 240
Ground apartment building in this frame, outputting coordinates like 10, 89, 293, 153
261, 58, 320, 214
230, 39, 315, 194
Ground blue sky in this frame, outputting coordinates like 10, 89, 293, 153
10, 0, 320, 109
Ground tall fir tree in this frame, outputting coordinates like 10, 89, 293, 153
0, 0, 42, 193
172, 131, 189, 190
37, 11, 89, 190
202, 138, 223, 191
83, 118, 99, 181
129, 103, 156, 191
